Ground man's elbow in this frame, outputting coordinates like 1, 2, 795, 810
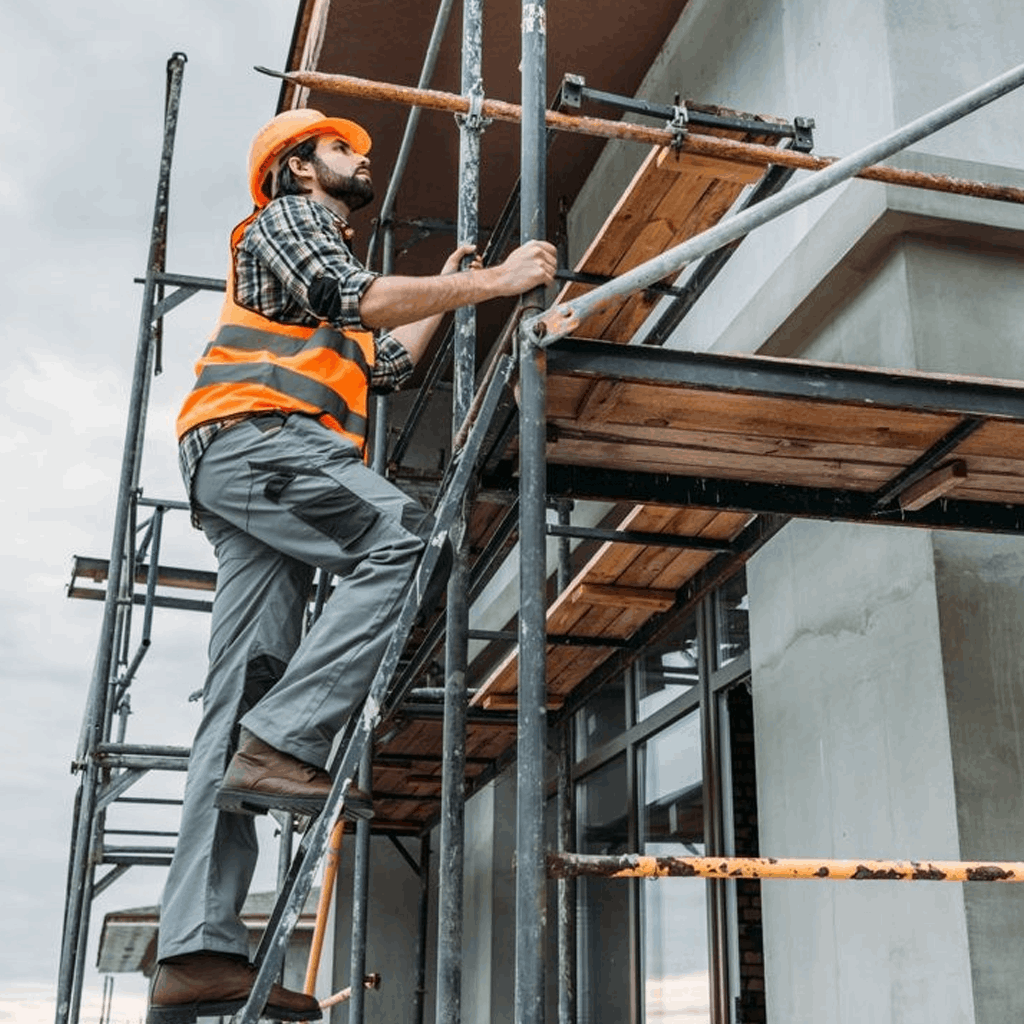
358, 279, 393, 328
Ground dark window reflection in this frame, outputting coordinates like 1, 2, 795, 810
637, 611, 699, 721
576, 756, 630, 1024
641, 712, 709, 1024
574, 674, 626, 759
714, 569, 749, 669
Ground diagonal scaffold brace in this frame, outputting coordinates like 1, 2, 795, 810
231, 351, 518, 1024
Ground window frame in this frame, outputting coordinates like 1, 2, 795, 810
565, 570, 753, 1024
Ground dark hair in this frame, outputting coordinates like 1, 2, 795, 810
272, 137, 318, 199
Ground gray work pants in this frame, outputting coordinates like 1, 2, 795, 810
158, 414, 430, 960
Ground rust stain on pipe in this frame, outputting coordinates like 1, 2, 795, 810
546, 852, 1024, 882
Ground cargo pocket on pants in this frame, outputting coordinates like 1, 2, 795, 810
292, 485, 382, 549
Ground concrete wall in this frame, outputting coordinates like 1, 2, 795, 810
568, 0, 1024, 359
748, 520, 974, 1023
933, 533, 1024, 1023
615, 2, 1024, 1019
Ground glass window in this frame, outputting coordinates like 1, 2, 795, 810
576, 755, 631, 1024
574, 674, 626, 759
714, 570, 749, 670
641, 712, 709, 1024
636, 611, 699, 721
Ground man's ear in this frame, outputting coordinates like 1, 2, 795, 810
286, 153, 315, 185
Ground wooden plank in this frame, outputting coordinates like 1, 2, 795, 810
546, 438, 907, 491
556, 147, 673, 289
602, 177, 749, 342
898, 460, 968, 511
955, 419, 1024, 457
656, 144, 765, 184
571, 583, 676, 611
547, 418, 926, 468
478, 694, 561, 711
569, 379, 960, 450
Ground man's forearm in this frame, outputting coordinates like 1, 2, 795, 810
388, 312, 446, 367
358, 267, 511, 329
358, 239, 557, 330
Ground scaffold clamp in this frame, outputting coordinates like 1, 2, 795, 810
667, 96, 688, 150
457, 90, 492, 133
793, 115, 816, 153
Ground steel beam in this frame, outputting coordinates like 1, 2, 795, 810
534, 462, 1024, 535
545, 336, 1024, 420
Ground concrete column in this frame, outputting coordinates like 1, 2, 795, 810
748, 520, 974, 1024
933, 532, 1024, 1024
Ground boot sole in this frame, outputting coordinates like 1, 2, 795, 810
215, 787, 374, 820
147, 998, 321, 1024
215, 786, 326, 817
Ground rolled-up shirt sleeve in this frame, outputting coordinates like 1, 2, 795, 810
237, 195, 378, 330
371, 333, 414, 393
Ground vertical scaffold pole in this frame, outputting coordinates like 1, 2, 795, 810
55, 52, 187, 1024
556, 728, 576, 1024
436, 0, 484, 1020
414, 834, 432, 1024
517, 4, 548, 1024
348, 744, 374, 1024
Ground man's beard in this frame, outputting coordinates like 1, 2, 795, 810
312, 155, 374, 211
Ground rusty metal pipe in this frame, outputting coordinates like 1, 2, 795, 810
254, 66, 1024, 206
547, 851, 1024, 883
318, 974, 382, 1010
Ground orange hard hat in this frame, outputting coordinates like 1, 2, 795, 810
248, 108, 372, 207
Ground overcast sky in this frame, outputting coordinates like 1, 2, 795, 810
1, 4, 306, 1021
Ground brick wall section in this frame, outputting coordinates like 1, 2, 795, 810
728, 684, 766, 1024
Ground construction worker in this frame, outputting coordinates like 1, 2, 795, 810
147, 108, 557, 1024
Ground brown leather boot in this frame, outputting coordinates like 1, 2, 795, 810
146, 951, 320, 1024
215, 730, 332, 816
215, 730, 375, 819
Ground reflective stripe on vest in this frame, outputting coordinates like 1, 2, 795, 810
193, 359, 368, 439
204, 324, 371, 377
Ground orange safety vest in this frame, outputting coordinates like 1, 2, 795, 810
176, 215, 375, 451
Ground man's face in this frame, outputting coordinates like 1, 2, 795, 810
311, 134, 374, 211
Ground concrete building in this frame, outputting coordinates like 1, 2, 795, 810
303, 2, 1024, 1024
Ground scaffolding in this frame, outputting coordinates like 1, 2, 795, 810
56, 9, 1024, 1024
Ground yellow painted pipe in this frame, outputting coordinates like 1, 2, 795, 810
547, 852, 1024, 882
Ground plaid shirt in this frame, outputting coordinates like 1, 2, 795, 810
179, 195, 413, 518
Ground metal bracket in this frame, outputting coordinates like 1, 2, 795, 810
667, 97, 688, 150
793, 115, 816, 153
456, 90, 492, 133
561, 73, 585, 109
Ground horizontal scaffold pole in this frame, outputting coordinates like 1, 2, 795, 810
547, 852, 1024, 883
528, 58, 1024, 345
255, 66, 1024, 207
